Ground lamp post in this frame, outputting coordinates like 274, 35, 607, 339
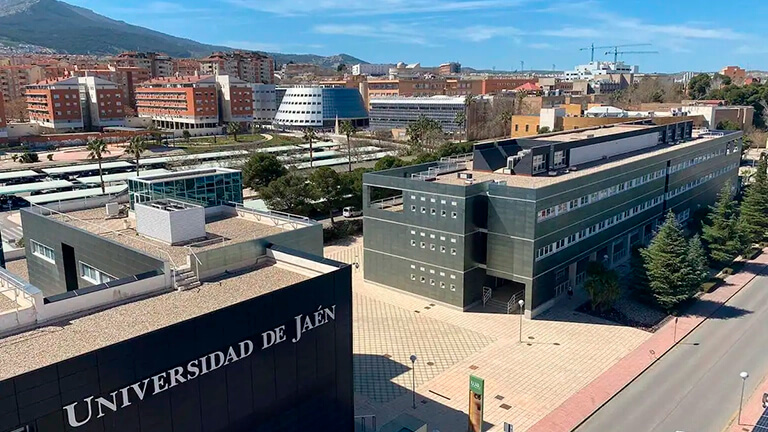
518, 299, 525, 343
410, 354, 418, 409
739, 371, 749, 425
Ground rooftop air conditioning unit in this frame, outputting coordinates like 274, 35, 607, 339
548, 171, 558, 176
458, 172, 473, 180
586, 134, 595, 138
105, 202, 119, 217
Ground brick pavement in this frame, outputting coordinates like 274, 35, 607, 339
350, 272, 649, 432
529, 249, 768, 432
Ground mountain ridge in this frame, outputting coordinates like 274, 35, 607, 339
0, 0, 366, 67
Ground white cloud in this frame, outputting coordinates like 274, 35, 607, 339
528, 42, 554, 49
456, 26, 522, 42
227, 0, 527, 16
537, 27, 603, 38
314, 23, 433, 46
735, 45, 768, 55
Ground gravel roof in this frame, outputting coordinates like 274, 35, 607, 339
47, 209, 288, 267
0, 292, 18, 312
0, 262, 309, 380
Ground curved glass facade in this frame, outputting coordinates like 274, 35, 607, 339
274, 86, 368, 129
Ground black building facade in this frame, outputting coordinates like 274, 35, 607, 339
0, 263, 353, 432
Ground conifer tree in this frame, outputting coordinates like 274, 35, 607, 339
641, 212, 697, 311
702, 181, 743, 264
739, 155, 768, 245
687, 234, 709, 291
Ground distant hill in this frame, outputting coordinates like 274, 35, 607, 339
0, 0, 367, 67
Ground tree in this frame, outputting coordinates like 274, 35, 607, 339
125, 135, 147, 175
687, 234, 709, 290
227, 122, 242, 142
406, 115, 443, 152
454, 111, 466, 138
538, 126, 551, 134
46, 154, 53, 161
340, 168, 369, 208
688, 74, 711, 99
310, 167, 349, 224
498, 111, 513, 136
641, 212, 699, 311
583, 261, 620, 312
86, 139, 110, 193
147, 124, 163, 146
374, 156, 407, 171
260, 172, 314, 215
739, 155, 768, 245
18, 152, 39, 164
336, 63, 347, 73
716, 120, 741, 131
4, 97, 28, 121
241, 153, 287, 190
182, 130, 191, 142
339, 120, 357, 172
302, 128, 318, 168
702, 181, 743, 264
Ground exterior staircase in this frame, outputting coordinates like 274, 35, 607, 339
174, 267, 201, 290
484, 297, 512, 314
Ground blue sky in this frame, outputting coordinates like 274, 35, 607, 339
65, 0, 767, 73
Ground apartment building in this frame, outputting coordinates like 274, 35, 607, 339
135, 75, 219, 133
214, 74, 254, 124
201, 51, 275, 84
252, 83, 277, 124
352, 63, 394, 76
25, 77, 84, 131
78, 76, 125, 128
363, 119, 741, 317
0, 64, 45, 101
113, 51, 173, 78
369, 96, 466, 132
438, 62, 461, 75
0, 97, 7, 142
74, 65, 150, 109
173, 58, 202, 76
721, 66, 746, 83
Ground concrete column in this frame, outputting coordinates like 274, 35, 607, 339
568, 262, 577, 288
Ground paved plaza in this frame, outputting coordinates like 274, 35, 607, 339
332, 241, 651, 432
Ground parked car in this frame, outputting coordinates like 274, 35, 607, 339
343, 206, 362, 218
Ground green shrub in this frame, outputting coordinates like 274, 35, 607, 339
700, 279, 721, 293
323, 220, 363, 243
721, 267, 733, 275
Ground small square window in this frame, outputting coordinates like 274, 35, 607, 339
440, 246, 446, 253
411, 240, 416, 246
450, 284, 457, 291
410, 264, 416, 269
420, 197, 426, 201
410, 230, 416, 235
451, 248, 457, 255
430, 279, 435, 286
451, 212, 458, 218
420, 267, 425, 272
451, 238, 457, 243
411, 274, 416, 280
420, 276, 426, 283
431, 208, 436, 215
429, 269, 435, 274
430, 198, 436, 203
421, 207, 427, 213
430, 234, 436, 239
440, 282, 446, 289
441, 199, 447, 204
441, 210, 447, 217
430, 244, 436, 251
420, 242, 426, 248
440, 271, 446, 277
420, 232, 426, 237
410, 205, 416, 211
451, 275, 457, 280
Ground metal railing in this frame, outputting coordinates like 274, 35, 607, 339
507, 292, 524, 315
482, 287, 492, 307
227, 202, 319, 229
369, 195, 403, 210
0, 266, 35, 325
411, 153, 473, 181
186, 246, 203, 282
354, 415, 376, 432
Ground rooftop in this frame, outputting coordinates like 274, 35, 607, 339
139, 75, 215, 86
41, 161, 133, 175
0, 262, 309, 380
129, 167, 239, 184
431, 129, 734, 189
532, 124, 647, 142
46, 207, 291, 265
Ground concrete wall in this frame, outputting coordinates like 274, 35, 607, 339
20, 208, 167, 298
192, 224, 323, 280
570, 132, 659, 165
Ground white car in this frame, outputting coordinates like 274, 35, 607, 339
343, 206, 362, 218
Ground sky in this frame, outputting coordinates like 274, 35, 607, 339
64, 0, 768, 73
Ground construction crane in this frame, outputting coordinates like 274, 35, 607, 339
605, 49, 658, 63
579, 43, 651, 62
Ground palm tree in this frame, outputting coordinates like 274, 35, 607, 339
147, 124, 163, 146
499, 111, 513, 136
125, 136, 147, 175
227, 122, 242, 142
303, 128, 318, 168
86, 138, 110, 193
339, 120, 357, 172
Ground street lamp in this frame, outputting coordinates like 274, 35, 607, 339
410, 354, 418, 409
739, 371, 749, 425
518, 299, 525, 343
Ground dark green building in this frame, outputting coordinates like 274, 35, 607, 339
363, 119, 742, 317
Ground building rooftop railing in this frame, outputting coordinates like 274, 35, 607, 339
227, 202, 319, 229
411, 153, 473, 181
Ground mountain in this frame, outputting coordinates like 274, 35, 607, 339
0, 0, 367, 67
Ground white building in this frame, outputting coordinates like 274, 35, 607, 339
77, 76, 125, 128
352, 63, 394, 76
252, 83, 277, 124
369, 96, 466, 132
563, 61, 638, 81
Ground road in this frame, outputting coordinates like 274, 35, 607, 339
577, 270, 768, 432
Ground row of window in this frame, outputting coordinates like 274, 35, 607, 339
283, 101, 321, 105
666, 163, 738, 199
276, 119, 321, 124
536, 194, 665, 261
409, 239, 459, 255
409, 264, 457, 291
668, 144, 734, 174
31, 240, 55, 263
278, 110, 321, 115
31, 240, 116, 285
408, 203, 458, 218
538, 168, 668, 222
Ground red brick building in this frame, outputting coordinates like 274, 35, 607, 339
135, 75, 220, 133
200, 51, 274, 84
25, 77, 83, 131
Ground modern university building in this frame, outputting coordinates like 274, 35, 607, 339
272, 85, 369, 130
362, 119, 742, 317
0, 176, 353, 431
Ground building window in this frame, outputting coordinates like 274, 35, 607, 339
450, 284, 457, 291
451, 211, 458, 219
411, 274, 416, 280
553, 150, 565, 168
532, 154, 547, 173
525, 124, 530, 132
514, 124, 519, 132
451, 248, 457, 255
410, 205, 416, 212
440, 246, 446, 253
411, 239, 416, 247
431, 208, 436, 215
80, 262, 115, 285
420, 276, 426, 283
421, 207, 426, 213
31, 240, 55, 263
420, 241, 426, 249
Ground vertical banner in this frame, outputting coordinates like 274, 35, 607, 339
468, 375, 485, 432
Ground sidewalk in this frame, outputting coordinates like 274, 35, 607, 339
726, 373, 768, 432
529, 249, 768, 432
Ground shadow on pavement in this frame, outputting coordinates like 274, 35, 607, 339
354, 353, 495, 432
